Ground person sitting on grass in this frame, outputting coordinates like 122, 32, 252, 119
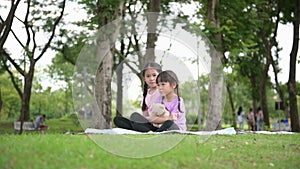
34, 114, 48, 132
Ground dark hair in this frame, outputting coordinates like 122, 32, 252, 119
156, 70, 182, 113
237, 106, 243, 116
141, 62, 162, 111
42, 114, 46, 121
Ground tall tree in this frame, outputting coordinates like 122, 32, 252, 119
257, 0, 282, 128
0, 0, 66, 133
205, 0, 224, 130
287, 0, 300, 132
92, 0, 123, 129
195, 0, 261, 129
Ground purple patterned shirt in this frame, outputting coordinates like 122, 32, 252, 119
154, 96, 187, 131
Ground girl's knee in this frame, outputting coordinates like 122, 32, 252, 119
130, 112, 146, 123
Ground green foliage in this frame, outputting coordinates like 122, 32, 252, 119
180, 75, 209, 116
30, 88, 73, 119
48, 53, 74, 81
0, 73, 20, 120
280, 0, 297, 24
60, 113, 80, 127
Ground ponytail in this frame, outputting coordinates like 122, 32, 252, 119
141, 82, 148, 111
177, 85, 183, 113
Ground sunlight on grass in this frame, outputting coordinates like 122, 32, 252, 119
0, 120, 299, 168
0, 133, 299, 169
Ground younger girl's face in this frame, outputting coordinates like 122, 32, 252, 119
144, 68, 159, 88
157, 81, 176, 97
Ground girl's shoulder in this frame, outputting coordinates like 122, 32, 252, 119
158, 96, 184, 105
167, 96, 183, 103
148, 88, 160, 95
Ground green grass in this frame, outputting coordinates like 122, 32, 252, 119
0, 119, 299, 169
0, 134, 299, 169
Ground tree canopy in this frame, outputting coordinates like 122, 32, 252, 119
0, 0, 299, 132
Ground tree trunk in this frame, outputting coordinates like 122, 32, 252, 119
226, 83, 236, 128
18, 62, 35, 134
93, 49, 113, 129
116, 63, 123, 117
92, 1, 123, 129
260, 71, 270, 127
288, 0, 300, 132
271, 55, 288, 118
21, 69, 34, 121
260, 28, 271, 128
205, 0, 224, 131
145, 0, 160, 63
206, 50, 224, 131
250, 76, 258, 115
115, 4, 126, 117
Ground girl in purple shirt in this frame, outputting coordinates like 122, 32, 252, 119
130, 70, 187, 132
146, 70, 187, 131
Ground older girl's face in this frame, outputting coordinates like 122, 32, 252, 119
144, 68, 159, 88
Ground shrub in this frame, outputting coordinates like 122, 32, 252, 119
61, 113, 80, 126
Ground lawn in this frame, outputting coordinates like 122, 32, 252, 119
0, 119, 299, 169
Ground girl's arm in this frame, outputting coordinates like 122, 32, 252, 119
145, 114, 169, 124
146, 110, 178, 124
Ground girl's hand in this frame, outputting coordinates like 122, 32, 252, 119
146, 114, 161, 123
170, 114, 178, 121
145, 115, 155, 122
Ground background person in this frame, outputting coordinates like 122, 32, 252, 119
34, 114, 48, 132
237, 106, 245, 131
256, 107, 264, 131
247, 108, 255, 131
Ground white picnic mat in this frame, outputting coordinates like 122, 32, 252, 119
85, 127, 237, 135
85, 127, 295, 135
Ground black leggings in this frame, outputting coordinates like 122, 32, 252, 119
113, 112, 179, 132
